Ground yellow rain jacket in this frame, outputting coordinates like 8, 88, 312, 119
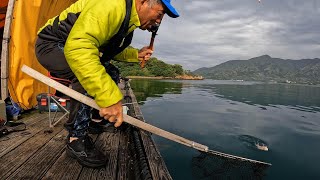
38, 0, 141, 108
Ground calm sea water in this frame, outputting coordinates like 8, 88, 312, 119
130, 79, 320, 180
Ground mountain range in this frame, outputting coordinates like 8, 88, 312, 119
193, 55, 320, 84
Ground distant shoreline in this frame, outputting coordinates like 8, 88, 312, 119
127, 75, 204, 80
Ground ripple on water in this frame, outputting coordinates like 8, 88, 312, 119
288, 106, 317, 113
296, 120, 320, 135
238, 135, 269, 151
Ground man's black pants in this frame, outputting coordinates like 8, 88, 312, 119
35, 37, 106, 137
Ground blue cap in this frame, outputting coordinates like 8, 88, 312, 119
161, 0, 179, 18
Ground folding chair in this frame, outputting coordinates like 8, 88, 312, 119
47, 72, 71, 128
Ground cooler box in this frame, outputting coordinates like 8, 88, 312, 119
36, 93, 70, 112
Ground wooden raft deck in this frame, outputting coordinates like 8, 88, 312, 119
0, 81, 172, 179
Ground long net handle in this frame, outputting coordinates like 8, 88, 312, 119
21, 65, 209, 152
208, 150, 272, 166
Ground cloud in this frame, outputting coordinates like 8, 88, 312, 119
131, 0, 320, 70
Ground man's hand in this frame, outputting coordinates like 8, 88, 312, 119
138, 46, 153, 62
99, 101, 123, 127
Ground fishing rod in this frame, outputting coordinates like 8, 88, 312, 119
21, 65, 271, 166
140, 23, 159, 68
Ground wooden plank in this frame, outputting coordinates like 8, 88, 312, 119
6, 129, 67, 179
128, 87, 173, 180
139, 132, 172, 180
42, 150, 83, 180
0, 123, 64, 178
42, 151, 83, 180
0, 112, 44, 148
78, 131, 120, 180
127, 86, 144, 120
0, 112, 53, 158
77, 168, 105, 180
117, 129, 133, 180
43, 135, 98, 180
1, 0, 15, 99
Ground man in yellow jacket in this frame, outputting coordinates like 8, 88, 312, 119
35, 0, 179, 168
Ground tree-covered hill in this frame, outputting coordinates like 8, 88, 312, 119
193, 55, 320, 84
112, 57, 199, 79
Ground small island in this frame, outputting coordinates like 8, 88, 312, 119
127, 75, 204, 80
112, 57, 203, 80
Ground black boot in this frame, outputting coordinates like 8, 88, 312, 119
89, 108, 112, 134
88, 121, 114, 134
88, 121, 104, 134
66, 135, 107, 168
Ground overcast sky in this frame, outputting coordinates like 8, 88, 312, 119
131, 0, 320, 71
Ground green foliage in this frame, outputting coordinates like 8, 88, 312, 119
172, 64, 184, 75
193, 55, 320, 84
111, 57, 185, 77
147, 58, 175, 77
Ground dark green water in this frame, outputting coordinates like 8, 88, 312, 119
130, 79, 320, 180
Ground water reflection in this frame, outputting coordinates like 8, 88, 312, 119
197, 83, 320, 113
129, 79, 183, 105
131, 79, 320, 113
